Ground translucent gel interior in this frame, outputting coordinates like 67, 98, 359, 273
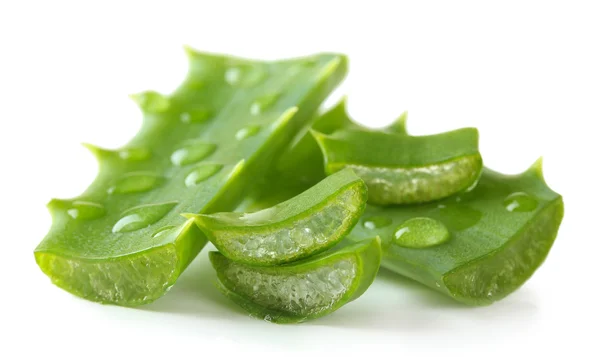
35, 247, 177, 306
217, 189, 362, 260
224, 258, 357, 315
348, 156, 480, 204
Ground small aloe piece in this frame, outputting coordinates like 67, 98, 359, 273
350, 160, 563, 305
34, 49, 348, 306
311, 107, 483, 205
187, 168, 367, 266
210, 237, 381, 323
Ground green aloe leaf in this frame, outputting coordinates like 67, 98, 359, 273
210, 237, 381, 323
249, 101, 563, 306
311, 109, 483, 205
34, 49, 348, 306
186, 168, 367, 266
351, 160, 563, 305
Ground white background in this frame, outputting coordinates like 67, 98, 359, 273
1, 1, 598, 356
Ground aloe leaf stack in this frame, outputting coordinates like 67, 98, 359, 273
35, 49, 563, 322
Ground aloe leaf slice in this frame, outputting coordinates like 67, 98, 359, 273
249, 102, 564, 305
34, 49, 348, 306
210, 237, 381, 323
311, 107, 483, 205
350, 160, 563, 305
187, 168, 367, 266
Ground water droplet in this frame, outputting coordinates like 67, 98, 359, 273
185, 164, 223, 187
363, 216, 392, 230
108, 172, 162, 194
224, 68, 241, 85
224, 64, 266, 87
249, 93, 280, 116
171, 141, 216, 166
235, 125, 261, 140
131, 91, 170, 113
503, 192, 538, 212
118, 148, 151, 161
437, 204, 482, 231
112, 201, 178, 233
65, 201, 105, 220
152, 225, 176, 238
180, 108, 213, 124
393, 217, 450, 248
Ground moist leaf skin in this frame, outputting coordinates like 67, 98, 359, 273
349, 160, 564, 305
311, 108, 483, 205
210, 237, 381, 324
34, 49, 349, 306
187, 168, 367, 266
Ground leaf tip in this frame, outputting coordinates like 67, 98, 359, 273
527, 157, 546, 182
183, 45, 198, 58
386, 111, 408, 134
47, 198, 66, 211
81, 142, 110, 161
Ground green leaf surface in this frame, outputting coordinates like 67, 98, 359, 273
187, 168, 367, 266
350, 161, 563, 305
312, 108, 483, 205
34, 49, 348, 306
210, 237, 381, 323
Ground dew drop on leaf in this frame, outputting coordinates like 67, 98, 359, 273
235, 125, 261, 140
171, 142, 217, 166
393, 217, 450, 248
503, 192, 538, 212
112, 202, 178, 233
184, 164, 223, 187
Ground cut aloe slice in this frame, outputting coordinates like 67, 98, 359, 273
34, 49, 348, 306
311, 109, 482, 205
187, 168, 367, 266
249, 102, 563, 305
210, 237, 381, 323
350, 160, 563, 305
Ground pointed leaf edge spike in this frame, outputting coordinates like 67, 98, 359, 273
316, 56, 346, 84
527, 156, 546, 183
183, 44, 199, 59
386, 111, 409, 135
81, 142, 112, 162
47, 198, 68, 211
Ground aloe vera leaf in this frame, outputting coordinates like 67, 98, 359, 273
248, 103, 564, 305
186, 168, 367, 266
350, 160, 564, 305
34, 49, 348, 306
311, 109, 483, 205
210, 237, 381, 323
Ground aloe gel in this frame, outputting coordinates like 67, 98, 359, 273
211, 237, 381, 323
